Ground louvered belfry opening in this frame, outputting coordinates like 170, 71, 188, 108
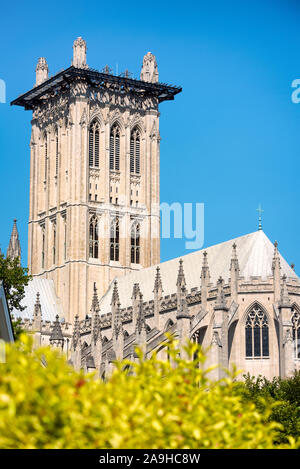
131, 223, 140, 264
55, 127, 59, 176
110, 218, 120, 261
130, 127, 140, 174
110, 124, 120, 171
89, 121, 100, 168
89, 215, 99, 259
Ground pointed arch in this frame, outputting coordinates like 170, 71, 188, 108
164, 318, 174, 332
244, 302, 269, 358
110, 217, 119, 261
130, 126, 141, 174
89, 119, 100, 168
130, 221, 140, 264
89, 215, 99, 259
109, 123, 120, 171
55, 126, 59, 176
42, 131, 48, 181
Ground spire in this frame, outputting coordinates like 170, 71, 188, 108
153, 266, 163, 294
176, 259, 186, 291
280, 275, 290, 306
140, 52, 158, 83
72, 314, 81, 351
272, 241, 281, 302
50, 315, 64, 349
230, 243, 239, 273
33, 292, 42, 329
7, 219, 21, 262
230, 243, 239, 302
201, 251, 210, 282
201, 251, 210, 310
215, 277, 227, 310
91, 282, 100, 314
35, 57, 49, 86
72, 37, 88, 69
272, 241, 280, 268
135, 292, 146, 335
91, 283, 101, 346
111, 280, 120, 307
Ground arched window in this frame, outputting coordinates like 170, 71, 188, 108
130, 128, 140, 174
131, 223, 140, 264
41, 226, 45, 269
55, 127, 59, 176
89, 121, 100, 168
245, 304, 269, 358
109, 124, 120, 171
44, 132, 48, 181
110, 218, 119, 261
292, 305, 300, 359
52, 221, 56, 265
89, 215, 99, 259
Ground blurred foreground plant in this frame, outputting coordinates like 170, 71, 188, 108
0, 334, 298, 449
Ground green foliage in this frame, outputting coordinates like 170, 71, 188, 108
11, 317, 24, 340
240, 372, 300, 444
0, 335, 298, 449
0, 253, 31, 312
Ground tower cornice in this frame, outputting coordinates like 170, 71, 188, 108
11, 66, 182, 111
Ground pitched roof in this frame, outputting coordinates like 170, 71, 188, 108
11, 278, 64, 322
99, 230, 299, 315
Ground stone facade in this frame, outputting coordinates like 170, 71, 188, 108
11, 38, 300, 380
68, 231, 300, 380
21, 38, 176, 321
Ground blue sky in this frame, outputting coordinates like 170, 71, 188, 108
0, 0, 299, 273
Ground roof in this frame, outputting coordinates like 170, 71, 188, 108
99, 230, 299, 315
11, 277, 64, 322
11, 66, 182, 110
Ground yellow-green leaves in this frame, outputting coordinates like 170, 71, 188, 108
0, 334, 298, 449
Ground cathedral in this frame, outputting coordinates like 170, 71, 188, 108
8, 37, 300, 380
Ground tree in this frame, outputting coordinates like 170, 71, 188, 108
0, 253, 31, 313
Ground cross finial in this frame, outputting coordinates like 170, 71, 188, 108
256, 203, 264, 231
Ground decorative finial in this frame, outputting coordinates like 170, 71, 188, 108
153, 266, 163, 293
176, 259, 186, 289
140, 52, 159, 83
35, 57, 49, 86
256, 204, 264, 231
72, 37, 88, 69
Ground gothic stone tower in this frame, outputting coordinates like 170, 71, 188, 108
11, 38, 181, 321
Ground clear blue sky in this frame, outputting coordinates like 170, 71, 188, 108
0, 0, 299, 274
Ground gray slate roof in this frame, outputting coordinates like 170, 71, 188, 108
11, 277, 64, 322
99, 230, 299, 316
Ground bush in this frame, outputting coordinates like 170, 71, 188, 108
241, 372, 300, 444
0, 335, 298, 449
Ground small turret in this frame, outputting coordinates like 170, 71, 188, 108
35, 58, 49, 86
7, 219, 21, 262
201, 251, 210, 310
140, 52, 158, 83
230, 243, 239, 302
272, 241, 281, 302
50, 315, 64, 349
72, 37, 88, 69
